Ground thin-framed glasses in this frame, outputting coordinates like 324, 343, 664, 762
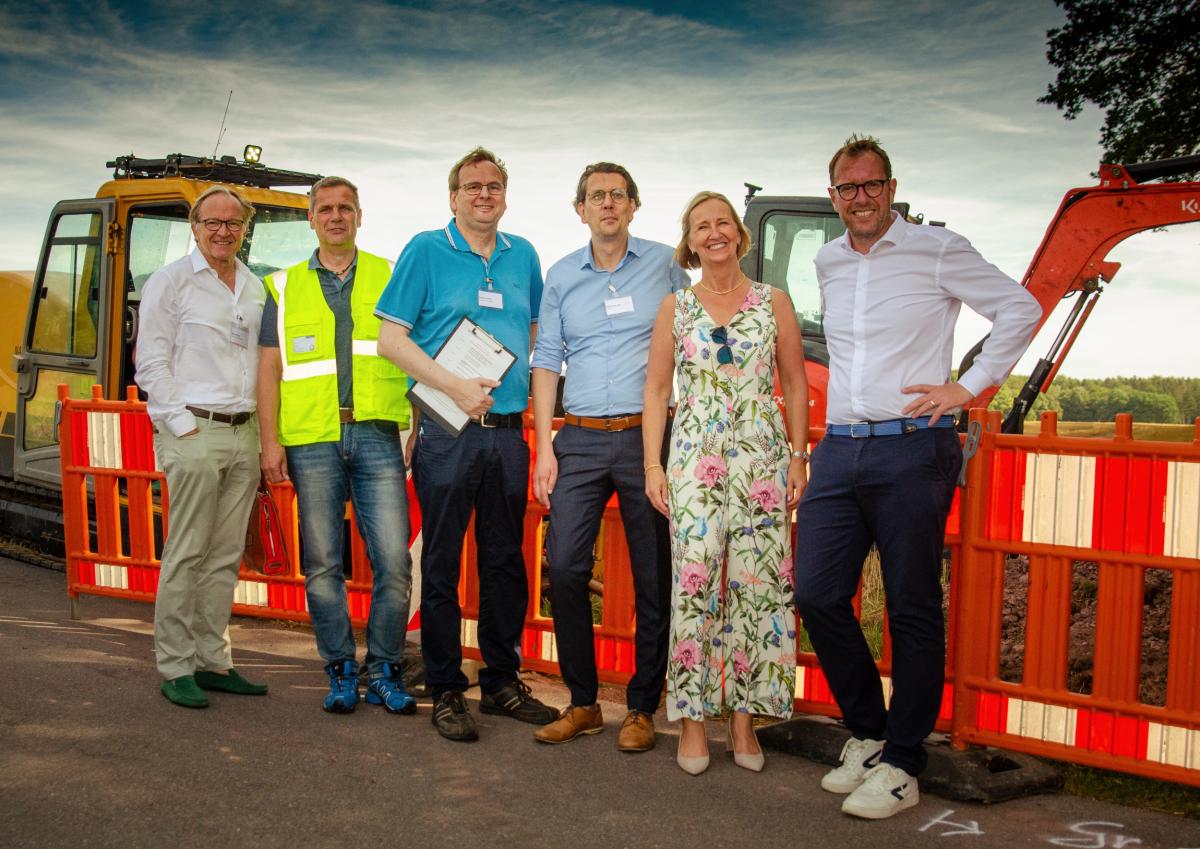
199, 218, 245, 232
711, 326, 734, 365
832, 179, 889, 201
586, 188, 629, 205
459, 182, 506, 196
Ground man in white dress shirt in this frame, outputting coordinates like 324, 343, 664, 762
136, 186, 270, 708
794, 135, 1040, 819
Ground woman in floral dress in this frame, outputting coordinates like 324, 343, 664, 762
642, 191, 809, 775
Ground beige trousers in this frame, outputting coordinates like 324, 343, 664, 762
153, 416, 260, 680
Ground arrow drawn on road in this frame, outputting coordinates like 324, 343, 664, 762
918, 809, 983, 837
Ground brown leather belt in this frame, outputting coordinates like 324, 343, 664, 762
564, 412, 643, 432
339, 408, 356, 423
186, 405, 253, 426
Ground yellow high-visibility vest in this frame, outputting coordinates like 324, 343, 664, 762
265, 251, 409, 446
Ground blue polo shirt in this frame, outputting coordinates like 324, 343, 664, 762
375, 219, 543, 414
532, 236, 689, 416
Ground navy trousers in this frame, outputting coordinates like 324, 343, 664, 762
544, 424, 670, 714
794, 428, 961, 775
412, 417, 530, 699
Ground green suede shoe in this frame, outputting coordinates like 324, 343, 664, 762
161, 675, 209, 708
194, 668, 268, 696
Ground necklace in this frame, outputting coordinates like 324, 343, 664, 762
695, 274, 748, 296
321, 252, 355, 276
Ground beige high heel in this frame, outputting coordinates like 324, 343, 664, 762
727, 720, 765, 772
677, 724, 710, 775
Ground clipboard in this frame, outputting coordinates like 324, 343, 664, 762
407, 317, 518, 436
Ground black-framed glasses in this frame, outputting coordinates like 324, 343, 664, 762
459, 181, 506, 196
585, 188, 629, 205
832, 179, 889, 201
711, 326, 734, 365
199, 218, 245, 232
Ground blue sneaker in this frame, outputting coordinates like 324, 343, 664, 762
323, 660, 360, 713
365, 662, 417, 714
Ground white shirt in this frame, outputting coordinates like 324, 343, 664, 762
816, 214, 1040, 424
135, 248, 264, 436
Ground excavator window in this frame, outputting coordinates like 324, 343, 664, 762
759, 211, 845, 338
29, 213, 101, 357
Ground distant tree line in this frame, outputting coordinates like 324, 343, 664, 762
990, 375, 1200, 424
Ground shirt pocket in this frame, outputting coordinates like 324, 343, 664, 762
284, 322, 324, 364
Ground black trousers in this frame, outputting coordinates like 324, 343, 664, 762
544, 424, 670, 714
794, 428, 961, 775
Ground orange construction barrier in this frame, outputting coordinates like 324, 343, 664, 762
59, 385, 1200, 787
59, 384, 421, 630
952, 409, 1200, 787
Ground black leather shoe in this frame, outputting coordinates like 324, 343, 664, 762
432, 691, 478, 741
479, 680, 557, 725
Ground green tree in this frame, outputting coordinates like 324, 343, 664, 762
1041, 0, 1200, 175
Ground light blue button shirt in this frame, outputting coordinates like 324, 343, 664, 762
531, 235, 689, 416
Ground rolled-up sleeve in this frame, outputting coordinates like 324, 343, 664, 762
938, 234, 1042, 396
530, 276, 565, 372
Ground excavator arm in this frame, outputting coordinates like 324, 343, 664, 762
961, 154, 1200, 432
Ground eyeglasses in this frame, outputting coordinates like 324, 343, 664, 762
459, 182, 506, 196
711, 326, 734, 365
198, 218, 245, 232
585, 188, 629, 205
832, 179, 889, 201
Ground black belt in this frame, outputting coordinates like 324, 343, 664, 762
474, 412, 525, 429
187, 405, 253, 426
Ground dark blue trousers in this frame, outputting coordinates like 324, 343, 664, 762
794, 428, 961, 775
412, 418, 530, 699
544, 424, 670, 714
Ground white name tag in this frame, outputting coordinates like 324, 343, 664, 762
478, 289, 504, 310
604, 296, 634, 316
292, 335, 316, 354
231, 324, 250, 348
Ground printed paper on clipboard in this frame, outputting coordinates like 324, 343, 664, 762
407, 318, 518, 436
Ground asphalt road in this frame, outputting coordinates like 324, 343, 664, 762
1, 556, 1197, 849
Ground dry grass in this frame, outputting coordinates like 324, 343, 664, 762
1023, 420, 1197, 442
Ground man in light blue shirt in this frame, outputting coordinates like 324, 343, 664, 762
530, 162, 689, 751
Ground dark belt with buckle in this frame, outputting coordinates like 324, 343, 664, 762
186, 405, 253, 426
339, 408, 356, 423
475, 412, 525, 429
564, 412, 643, 432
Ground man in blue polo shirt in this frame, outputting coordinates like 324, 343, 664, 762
377, 146, 556, 742
529, 162, 688, 752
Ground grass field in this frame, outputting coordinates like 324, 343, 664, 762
1021, 420, 1197, 442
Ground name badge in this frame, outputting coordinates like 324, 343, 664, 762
604, 296, 634, 316
478, 290, 504, 310
292, 335, 316, 354
231, 324, 250, 348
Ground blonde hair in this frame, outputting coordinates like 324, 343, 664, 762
673, 191, 751, 270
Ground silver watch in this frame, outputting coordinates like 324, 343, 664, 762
791, 449, 810, 461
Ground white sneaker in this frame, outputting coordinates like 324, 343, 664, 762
841, 763, 919, 819
820, 736, 885, 793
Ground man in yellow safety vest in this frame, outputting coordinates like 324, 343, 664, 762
257, 176, 417, 715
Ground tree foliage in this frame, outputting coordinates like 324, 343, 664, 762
992, 374, 1199, 424
1040, 0, 1200, 176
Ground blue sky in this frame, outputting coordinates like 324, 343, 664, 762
1, 0, 1195, 378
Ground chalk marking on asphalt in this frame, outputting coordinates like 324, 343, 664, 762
918, 809, 983, 836
1047, 822, 1142, 848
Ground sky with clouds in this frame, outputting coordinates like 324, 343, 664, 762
0, 0, 1195, 379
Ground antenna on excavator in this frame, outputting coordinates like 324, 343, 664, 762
211, 90, 233, 159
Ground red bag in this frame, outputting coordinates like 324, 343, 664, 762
245, 486, 289, 576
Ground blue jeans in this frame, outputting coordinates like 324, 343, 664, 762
412, 417, 530, 698
794, 428, 961, 776
286, 420, 412, 679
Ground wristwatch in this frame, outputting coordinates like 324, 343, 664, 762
791, 449, 810, 461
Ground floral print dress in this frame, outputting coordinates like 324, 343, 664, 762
666, 282, 796, 721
